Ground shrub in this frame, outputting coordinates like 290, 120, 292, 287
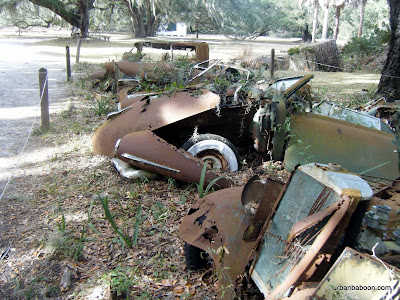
342, 27, 390, 71
343, 27, 390, 58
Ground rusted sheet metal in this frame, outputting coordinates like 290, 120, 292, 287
118, 91, 153, 109
171, 42, 209, 63
116, 131, 232, 189
180, 177, 283, 298
311, 247, 400, 299
91, 70, 107, 80
251, 163, 370, 298
286, 201, 340, 244
116, 86, 143, 103
241, 176, 285, 242
104, 61, 174, 79
92, 90, 220, 157
284, 113, 400, 180
265, 195, 354, 300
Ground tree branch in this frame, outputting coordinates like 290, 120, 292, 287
28, 0, 79, 27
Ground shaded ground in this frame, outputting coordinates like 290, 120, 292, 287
0, 29, 387, 299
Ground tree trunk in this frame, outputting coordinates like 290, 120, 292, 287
377, 0, 400, 101
289, 40, 342, 72
333, 5, 344, 41
145, 1, 154, 36
78, 0, 92, 38
312, 0, 319, 43
358, 0, 367, 37
321, 4, 329, 40
124, 0, 147, 38
136, 8, 146, 37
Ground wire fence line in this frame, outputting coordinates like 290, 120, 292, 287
0, 73, 48, 201
277, 56, 400, 80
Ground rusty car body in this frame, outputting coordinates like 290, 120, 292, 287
92, 62, 400, 186
91, 40, 209, 86
179, 163, 381, 299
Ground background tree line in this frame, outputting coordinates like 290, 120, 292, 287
0, 0, 389, 41
0, 0, 398, 100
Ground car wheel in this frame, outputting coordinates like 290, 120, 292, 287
181, 134, 240, 171
184, 243, 209, 270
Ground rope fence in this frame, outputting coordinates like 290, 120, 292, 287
275, 55, 400, 80
0, 71, 48, 201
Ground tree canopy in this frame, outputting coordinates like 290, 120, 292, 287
0, 0, 389, 41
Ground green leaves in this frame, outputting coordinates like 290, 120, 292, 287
98, 194, 134, 248
196, 162, 223, 198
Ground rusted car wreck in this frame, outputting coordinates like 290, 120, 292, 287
91, 53, 400, 298
92, 61, 399, 185
180, 163, 400, 299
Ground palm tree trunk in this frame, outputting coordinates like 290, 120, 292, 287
358, 0, 367, 37
311, 0, 319, 43
321, 4, 329, 40
333, 5, 344, 40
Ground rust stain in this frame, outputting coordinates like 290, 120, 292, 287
180, 177, 283, 298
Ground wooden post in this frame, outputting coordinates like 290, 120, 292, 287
270, 48, 275, 78
76, 38, 82, 63
66, 46, 71, 81
38, 68, 50, 130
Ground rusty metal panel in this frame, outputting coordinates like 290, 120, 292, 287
312, 247, 400, 299
180, 178, 283, 298
284, 113, 400, 180
241, 176, 284, 242
92, 90, 220, 157
194, 42, 209, 63
251, 164, 369, 299
116, 131, 232, 189
91, 70, 107, 80
264, 196, 353, 300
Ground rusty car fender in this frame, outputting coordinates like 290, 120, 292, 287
92, 90, 220, 157
179, 177, 284, 297
115, 130, 232, 189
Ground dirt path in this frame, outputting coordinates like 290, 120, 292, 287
0, 37, 68, 194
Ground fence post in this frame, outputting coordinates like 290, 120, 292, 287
270, 48, 275, 78
38, 68, 50, 130
66, 46, 71, 81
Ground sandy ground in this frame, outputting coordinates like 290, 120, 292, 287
0, 37, 70, 194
